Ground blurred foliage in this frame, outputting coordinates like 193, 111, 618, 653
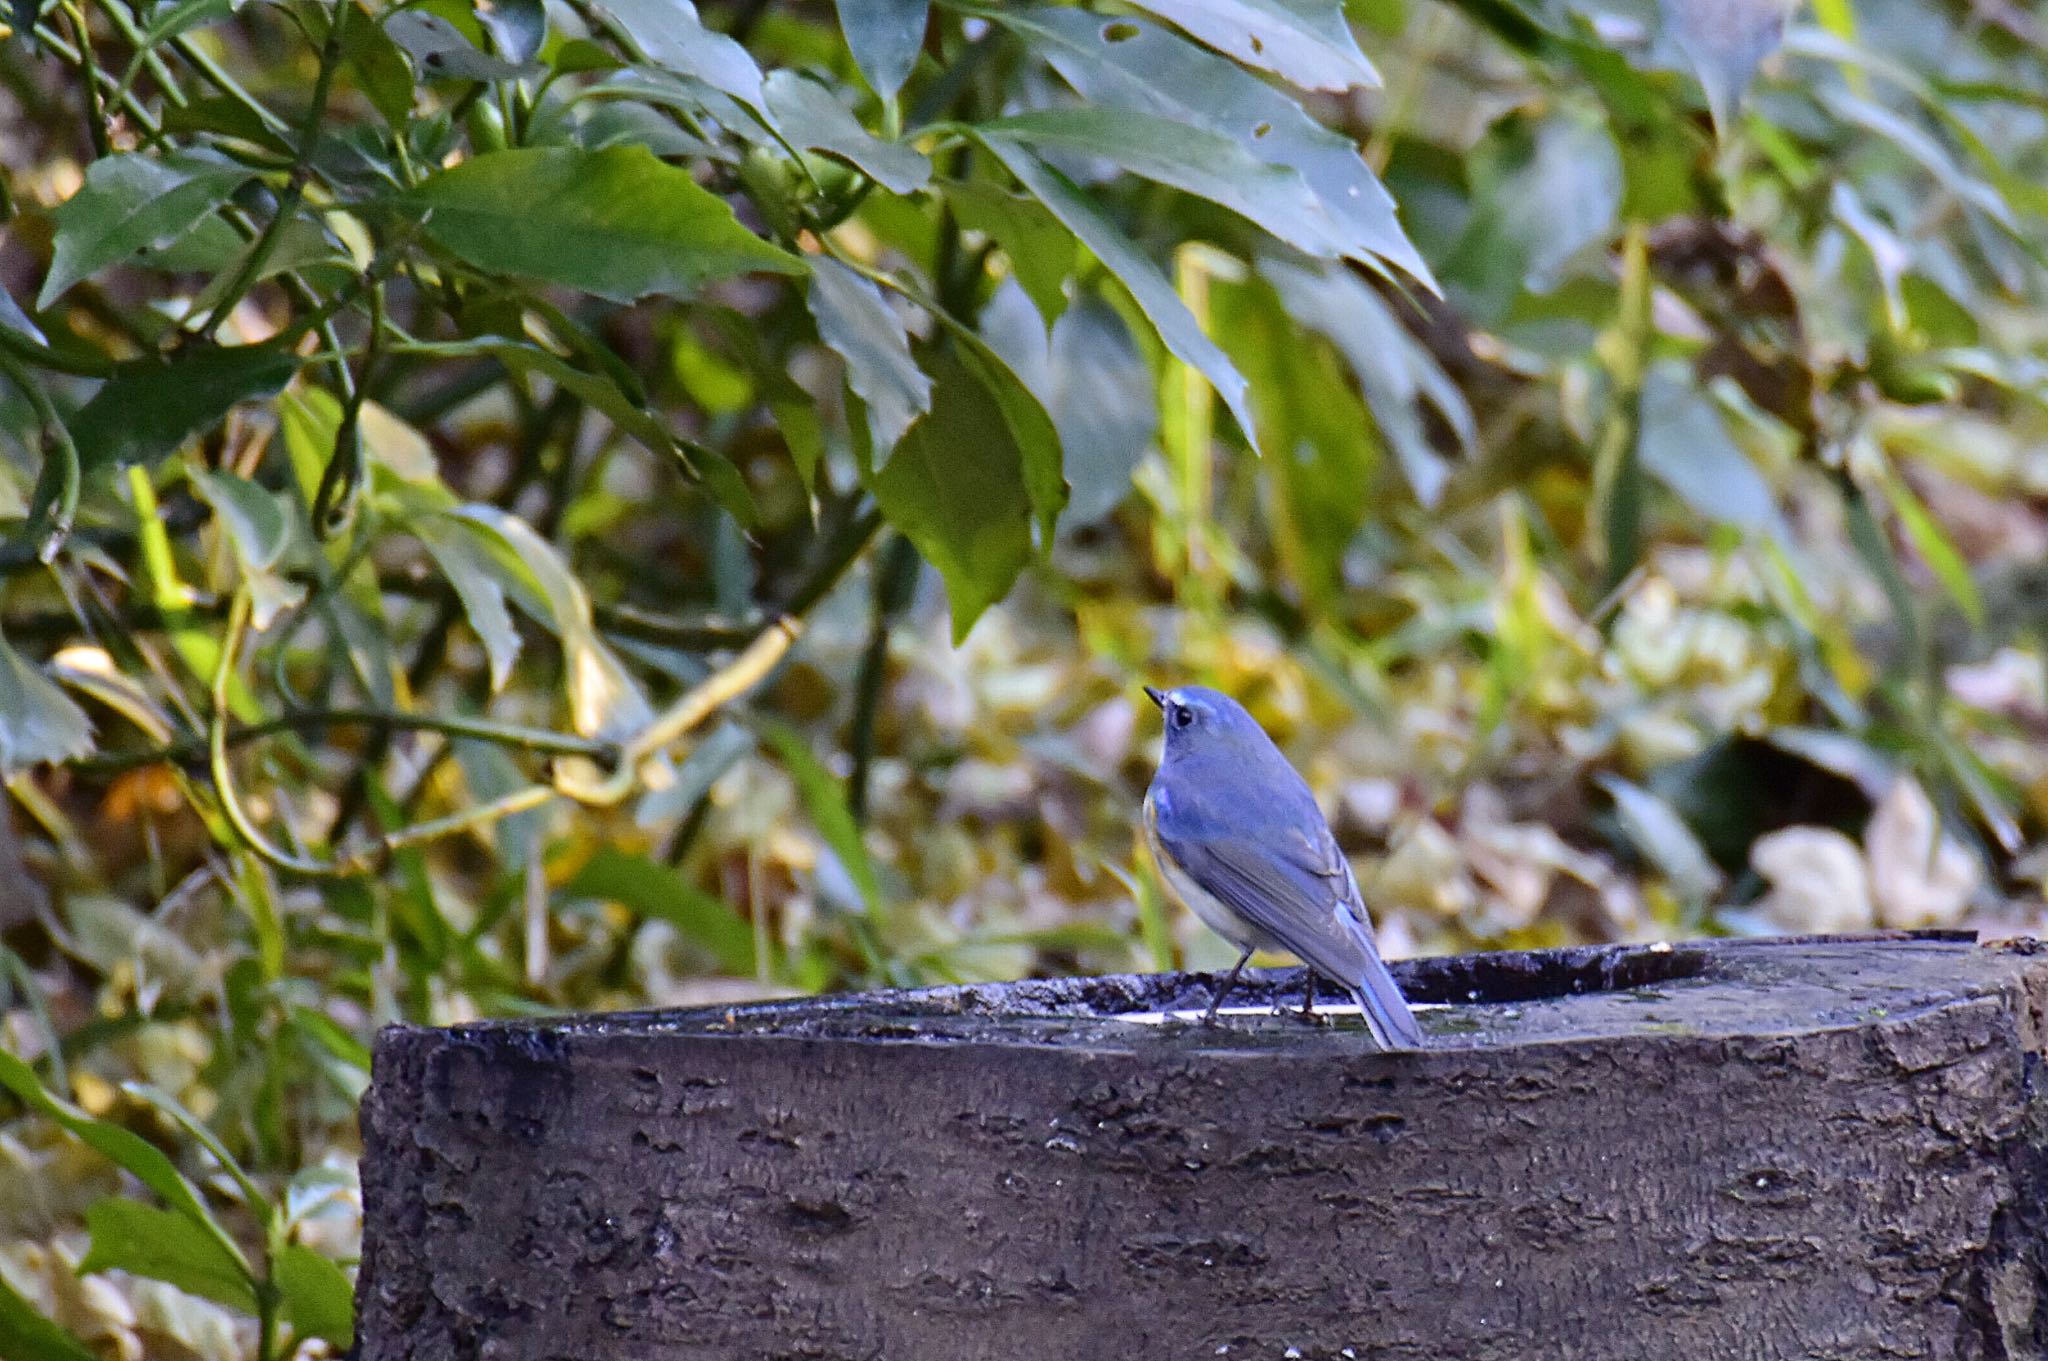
2, 0, 2048, 1352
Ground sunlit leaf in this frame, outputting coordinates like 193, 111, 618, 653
1121, 0, 1379, 92
414, 515, 524, 692
79, 1200, 255, 1313
407, 146, 804, 303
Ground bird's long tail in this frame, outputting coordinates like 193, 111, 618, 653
1349, 945, 1425, 1051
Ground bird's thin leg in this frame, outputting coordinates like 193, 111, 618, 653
1205, 947, 1254, 1025
1300, 971, 1316, 1018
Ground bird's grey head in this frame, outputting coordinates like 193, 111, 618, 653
1144, 684, 1265, 761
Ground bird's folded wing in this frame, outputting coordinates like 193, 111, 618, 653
1156, 826, 1377, 984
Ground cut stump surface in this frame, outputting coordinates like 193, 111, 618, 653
356, 933, 2048, 1360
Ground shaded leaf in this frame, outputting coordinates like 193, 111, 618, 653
955, 338, 1068, 545
1006, 6, 1431, 286
37, 152, 250, 308
191, 470, 290, 571
79, 1199, 257, 1314
385, 9, 535, 79
69, 345, 295, 471
414, 514, 523, 691
945, 178, 1075, 327
864, 348, 1033, 641
407, 145, 803, 303
764, 69, 930, 194
1661, 0, 1793, 133
0, 1274, 98, 1361
1636, 368, 1784, 535
565, 846, 755, 973
1262, 255, 1469, 506
0, 630, 94, 775
758, 717, 880, 909
807, 257, 931, 468
835, 0, 926, 98
1597, 773, 1724, 901
980, 108, 1340, 260
1121, 0, 1378, 92
978, 137, 1260, 453
273, 1244, 354, 1348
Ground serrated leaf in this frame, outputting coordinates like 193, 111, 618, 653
835, 0, 926, 98
1262, 255, 1469, 506
1122, 0, 1378, 92
945, 178, 1074, 327
37, 152, 250, 308
764, 69, 929, 194
807, 257, 931, 468
414, 514, 523, 691
1005, 6, 1432, 286
273, 1244, 354, 1348
982, 108, 1341, 260
864, 348, 1033, 641
0, 631, 94, 775
757, 717, 879, 910
80, 1199, 258, 1314
978, 137, 1259, 454
69, 345, 296, 471
564, 846, 755, 973
0, 1273, 99, 1361
407, 145, 803, 303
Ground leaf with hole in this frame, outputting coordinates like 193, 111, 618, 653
1120, 0, 1378, 91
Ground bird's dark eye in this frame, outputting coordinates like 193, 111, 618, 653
1172, 706, 1195, 729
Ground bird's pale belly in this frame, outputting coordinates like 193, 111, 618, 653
1143, 790, 1275, 953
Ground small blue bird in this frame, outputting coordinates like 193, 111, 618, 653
1143, 685, 1424, 1050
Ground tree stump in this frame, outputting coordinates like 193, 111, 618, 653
355, 933, 2048, 1360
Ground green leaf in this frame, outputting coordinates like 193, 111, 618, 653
981, 108, 1341, 261
1120, 0, 1379, 92
0, 630, 94, 776
475, 0, 546, 63
977, 136, 1260, 454
954, 335, 1068, 545
635, 718, 755, 826
69, 345, 296, 471
1596, 773, 1724, 902
757, 717, 880, 910
0, 287, 48, 347
1004, 6, 1431, 286
0, 1274, 99, 1361
274, 1244, 355, 1348
37, 152, 250, 308
79, 1199, 258, 1314
1262, 255, 1469, 507
807, 258, 931, 467
945, 178, 1075, 327
864, 348, 1034, 641
835, 0, 926, 98
1880, 472, 1986, 631
407, 145, 803, 303
414, 515, 523, 691
445, 504, 653, 741
765, 70, 929, 194
564, 846, 755, 973
1635, 368, 1784, 535
385, 9, 535, 79
589, 0, 766, 112
191, 470, 291, 571
131, 0, 237, 56
1661, 0, 1792, 134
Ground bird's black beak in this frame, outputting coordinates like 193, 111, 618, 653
1143, 686, 1165, 710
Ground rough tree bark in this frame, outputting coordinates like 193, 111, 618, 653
356, 933, 2048, 1360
